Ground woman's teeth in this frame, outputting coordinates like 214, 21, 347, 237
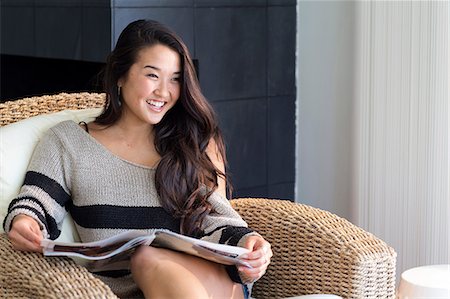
147, 100, 164, 108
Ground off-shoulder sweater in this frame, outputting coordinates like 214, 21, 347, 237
3, 120, 255, 298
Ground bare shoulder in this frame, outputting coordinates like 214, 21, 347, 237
206, 138, 227, 197
206, 138, 224, 163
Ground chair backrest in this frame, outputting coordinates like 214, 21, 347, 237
0, 92, 106, 126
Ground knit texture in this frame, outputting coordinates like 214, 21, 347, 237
3, 120, 256, 297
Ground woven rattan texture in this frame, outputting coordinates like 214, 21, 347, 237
0, 92, 106, 126
0, 233, 118, 299
230, 198, 397, 299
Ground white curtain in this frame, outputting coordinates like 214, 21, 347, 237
354, 0, 449, 278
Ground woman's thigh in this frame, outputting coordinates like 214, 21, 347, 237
130, 246, 245, 299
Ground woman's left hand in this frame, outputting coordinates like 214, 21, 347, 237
238, 235, 272, 283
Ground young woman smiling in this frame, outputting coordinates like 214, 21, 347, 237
4, 20, 272, 299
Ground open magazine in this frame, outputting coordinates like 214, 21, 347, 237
41, 230, 251, 273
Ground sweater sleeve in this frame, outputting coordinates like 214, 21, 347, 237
200, 192, 258, 245
200, 191, 260, 284
2, 128, 72, 240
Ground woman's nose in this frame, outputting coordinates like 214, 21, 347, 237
155, 81, 170, 98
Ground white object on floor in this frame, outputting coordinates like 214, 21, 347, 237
397, 264, 450, 299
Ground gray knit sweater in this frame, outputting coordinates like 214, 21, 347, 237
3, 120, 255, 297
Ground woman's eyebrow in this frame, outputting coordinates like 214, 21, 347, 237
144, 65, 159, 70
144, 65, 181, 74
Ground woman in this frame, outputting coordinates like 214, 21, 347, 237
4, 20, 272, 298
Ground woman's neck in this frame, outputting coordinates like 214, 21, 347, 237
105, 115, 154, 150
88, 114, 160, 168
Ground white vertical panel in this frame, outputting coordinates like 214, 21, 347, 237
354, 0, 449, 280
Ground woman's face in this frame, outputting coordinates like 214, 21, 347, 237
118, 43, 181, 126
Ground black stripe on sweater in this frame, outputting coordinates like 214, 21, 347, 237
219, 226, 254, 246
202, 225, 228, 238
70, 205, 180, 232
24, 171, 71, 208
8, 196, 47, 215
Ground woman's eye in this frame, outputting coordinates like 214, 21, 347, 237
147, 74, 158, 78
172, 77, 181, 82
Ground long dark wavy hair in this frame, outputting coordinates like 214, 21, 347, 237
95, 19, 229, 237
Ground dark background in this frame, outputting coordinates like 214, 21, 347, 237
1, 0, 296, 200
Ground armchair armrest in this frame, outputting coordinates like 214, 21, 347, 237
0, 233, 117, 298
230, 198, 397, 299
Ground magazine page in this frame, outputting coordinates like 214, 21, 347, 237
75, 249, 138, 272
152, 231, 251, 267
42, 231, 156, 260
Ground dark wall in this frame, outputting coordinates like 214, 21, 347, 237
0, 0, 110, 100
0, 0, 111, 61
0, 55, 104, 101
1, 0, 296, 201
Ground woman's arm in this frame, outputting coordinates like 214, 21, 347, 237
204, 138, 273, 283
3, 127, 72, 242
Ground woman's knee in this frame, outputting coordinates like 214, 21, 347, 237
130, 246, 167, 275
130, 246, 244, 298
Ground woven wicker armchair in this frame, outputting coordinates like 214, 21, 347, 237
0, 93, 396, 299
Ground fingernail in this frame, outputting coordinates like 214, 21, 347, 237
241, 254, 248, 259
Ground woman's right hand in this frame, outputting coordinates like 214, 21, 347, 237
8, 214, 43, 252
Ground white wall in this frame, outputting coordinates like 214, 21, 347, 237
296, 0, 356, 221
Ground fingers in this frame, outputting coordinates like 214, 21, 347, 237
8, 215, 43, 252
239, 249, 271, 272
239, 235, 273, 283
238, 258, 269, 284
241, 240, 272, 261
9, 231, 42, 252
